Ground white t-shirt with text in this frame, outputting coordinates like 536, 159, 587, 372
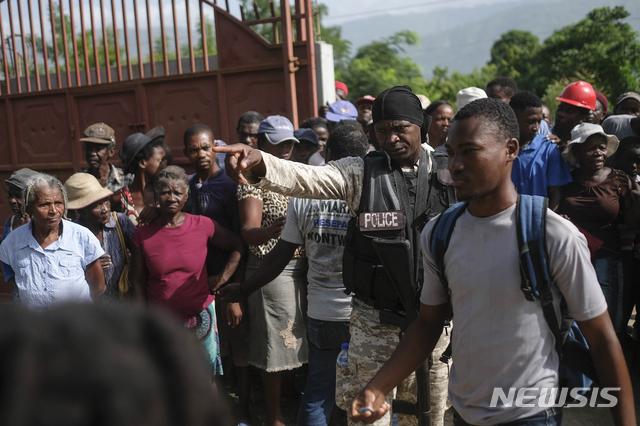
420, 204, 606, 425
280, 197, 352, 322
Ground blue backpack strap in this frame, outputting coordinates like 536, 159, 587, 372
429, 202, 468, 297
516, 194, 563, 358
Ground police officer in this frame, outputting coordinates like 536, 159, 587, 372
215, 86, 455, 426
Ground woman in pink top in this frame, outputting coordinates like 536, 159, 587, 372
131, 166, 243, 376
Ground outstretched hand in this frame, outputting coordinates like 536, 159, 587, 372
350, 387, 391, 424
212, 144, 266, 185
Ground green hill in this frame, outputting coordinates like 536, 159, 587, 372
337, 0, 640, 78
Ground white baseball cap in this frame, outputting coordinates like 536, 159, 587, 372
456, 87, 487, 111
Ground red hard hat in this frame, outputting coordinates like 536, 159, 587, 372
556, 81, 596, 111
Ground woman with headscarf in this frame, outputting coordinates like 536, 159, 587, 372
0, 174, 106, 308
65, 173, 136, 302
131, 166, 244, 378
559, 123, 640, 336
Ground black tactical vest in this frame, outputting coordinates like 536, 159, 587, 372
342, 148, 455, 319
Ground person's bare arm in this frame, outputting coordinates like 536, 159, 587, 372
547, 186, 563, 211
131, 244, 148, 303
213, 144, 360, 208
217, 239, 298, 303
225, 302, 244, 328
85, 259, 106, 299
238, 197, 286, 246
207, 224, 244, 293
577, 312, 636, 426
350, 302, 448, 423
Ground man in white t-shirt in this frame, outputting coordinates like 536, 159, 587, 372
350, 98, 635, 426
219, 125, 369, 426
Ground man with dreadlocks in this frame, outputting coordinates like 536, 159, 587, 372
0, 173, 106, 308
215, 86, 456, 426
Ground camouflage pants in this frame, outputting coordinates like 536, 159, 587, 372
336, 299, 451, 426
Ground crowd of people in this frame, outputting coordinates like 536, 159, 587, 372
1, 77, 639, 426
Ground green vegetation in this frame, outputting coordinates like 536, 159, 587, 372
326, 6, 640, 110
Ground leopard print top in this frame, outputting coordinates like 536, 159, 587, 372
237, 185, 305, 259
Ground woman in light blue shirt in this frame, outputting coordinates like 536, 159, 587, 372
0, 174, 106, 308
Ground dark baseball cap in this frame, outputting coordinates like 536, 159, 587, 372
80, 123, 116, 145
616, 92, 640, 106
294, 128, 319, 145
259, 116, 299, 144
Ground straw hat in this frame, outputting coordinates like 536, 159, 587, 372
561, 123, 619, 165
65, 173, 113, 210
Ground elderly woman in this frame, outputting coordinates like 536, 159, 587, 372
0, 174, 106, 308
131, 166, 243, 376
237, 115, 308, 426
559, 123, 640, 334
65, 173, 136, 301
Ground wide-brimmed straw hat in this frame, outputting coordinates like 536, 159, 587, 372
65, 173, 113, 210
562, 123, 619, 165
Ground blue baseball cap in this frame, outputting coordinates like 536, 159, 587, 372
294, 128, 319, 145
326, 100, 358, 123
259, 115, 299, 144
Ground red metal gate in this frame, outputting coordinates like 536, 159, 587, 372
0, 0, 318, 295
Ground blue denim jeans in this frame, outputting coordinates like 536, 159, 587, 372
453, 407, 563, 426
593, 255, 624, 333
297, 317, 350, 426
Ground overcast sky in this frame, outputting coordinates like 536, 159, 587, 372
318, 0, 516, 24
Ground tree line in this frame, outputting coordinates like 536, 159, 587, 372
326, 6, 640, 115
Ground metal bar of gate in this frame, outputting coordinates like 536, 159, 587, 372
27, 0, 41, 91
199, 0, 208, 71
99, 0, 111, 82
171, 0, 180, 74
158, 0, 169, 75
49, 0, 62, 88
69, 0, 81, 86
7, 0, 22, 93
38, 0, 51, 89
16, 0, 31, 91
0, 5, 8, 94
89, 0, 100, 83
146, 0, 154, 76
133, 0, 143, 78
186, 0, 194, 72
59, 0, 72, 87
79, 0, 91, 84
121, 0, 132, 79
111, 0, 122, 80
280, 0, 297, 126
